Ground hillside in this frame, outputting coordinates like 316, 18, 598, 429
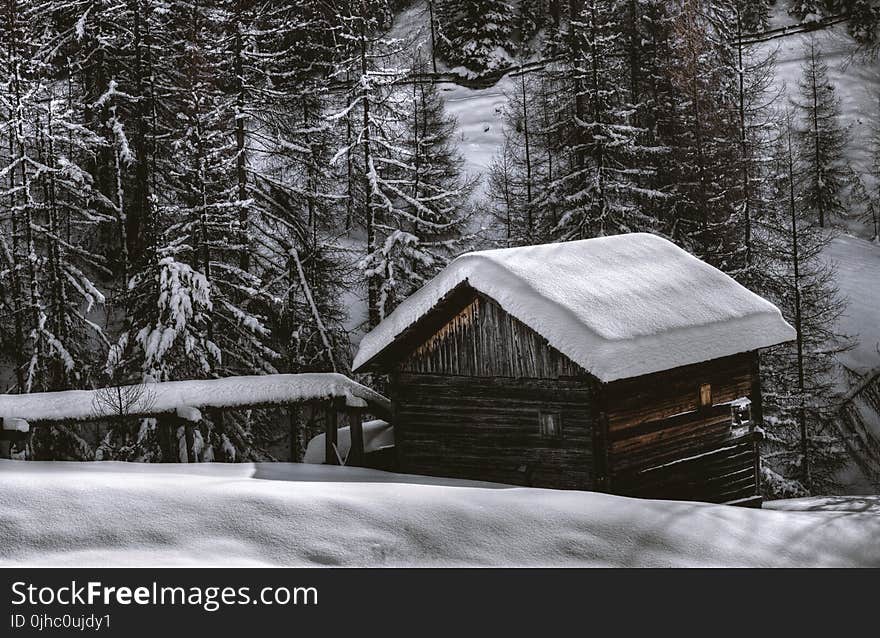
1, 460, 878, 567
828, 235, 880, 377
769, 4, 880, 188
406, 2, 880, 215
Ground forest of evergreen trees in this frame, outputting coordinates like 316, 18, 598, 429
2, 0, 879, 495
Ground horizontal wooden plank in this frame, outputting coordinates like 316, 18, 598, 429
612, 437, 755, 475
610, 433, 759, 502
394, 373, 594, 491
609, 404, 731, 442
605, 353, 755, 431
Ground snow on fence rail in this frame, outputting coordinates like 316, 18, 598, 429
0, 373, 390, 423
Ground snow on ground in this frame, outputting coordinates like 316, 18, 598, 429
303, 420, 394, 464
1, 460, 878, 567
354, 233, 795, 381
826, 234, 880, 376
766, 495, 880, 513
386, 0, 512, 189
441, 78, 512, 181
768, 3, 880, 188
826, 234, 880, 490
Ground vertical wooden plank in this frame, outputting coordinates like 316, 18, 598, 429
0, 418, 10, 459
390, 372, 403, 471
157, 415, 176, 462
324, 404, 338, 465
184, 423, 195, 463
750, 352, 764, 496
749, 352, 764, 430
348, 408, 365, 467
288, 404, 300, 462
591, 379, 610, 492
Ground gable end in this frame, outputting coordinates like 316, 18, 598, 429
400, 292, 586, 380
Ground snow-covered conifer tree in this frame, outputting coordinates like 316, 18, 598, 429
331, 6, 471, 324
487, 66, 557, 246
757, 111, 852, 495
792, 36, 851, 228
658, 0, 742, 269
730, 2, 781, 280
435, 0, 515, 72
540, 0, 661, 241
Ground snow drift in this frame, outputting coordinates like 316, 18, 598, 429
354, 233, 796, 381
0, 460, 877, 567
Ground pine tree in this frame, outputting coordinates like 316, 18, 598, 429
792, 36, 850, 229
435, 0, 515, 72
540, 0, 661, 241
659, 0, 742, 270
738, 0, 773, 32
244, 1, 350, 377
0, 0, 115, 459
487, 144, 525, 247
866, 92, 880, 241
487, 66, 545, 246
732, 1, 781, 280
390, 58, 475, 303
331, 7, 471, 325
516, 0, 548, 47
488, 65, 555, 246
757, 111, 852, 496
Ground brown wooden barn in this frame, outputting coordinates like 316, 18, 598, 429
353, 233, 796, 506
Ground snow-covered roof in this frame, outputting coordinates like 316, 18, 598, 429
353, 233, 796, 381
0, 373, 390, 423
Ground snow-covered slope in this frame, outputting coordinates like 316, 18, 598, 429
827, 234, 880, 376
827, 234, 880, 490
1, 460, 877, 567
768, 3, 880, 189
441, 79, 512, 179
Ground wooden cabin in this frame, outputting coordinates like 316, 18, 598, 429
353, 233, 796, 506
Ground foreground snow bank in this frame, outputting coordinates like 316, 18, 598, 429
1, 460, 878, 567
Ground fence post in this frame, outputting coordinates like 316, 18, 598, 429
324, 404, 338, 465
347, 408, 365, 467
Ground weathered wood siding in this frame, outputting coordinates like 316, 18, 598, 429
390, 292, 594, 489
400, 294, 583, 379
599, 353, 762, 503
385, 285, 762, 502
392, 374, 594, 489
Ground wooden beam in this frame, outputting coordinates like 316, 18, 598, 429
750, 352, 765, 497
184, 423, 195, 463
348, 408, 365, 467
591, 380, 610, 492
288, 404, 300, 462
324, 405, 339, 465
157, 415, 176, 462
